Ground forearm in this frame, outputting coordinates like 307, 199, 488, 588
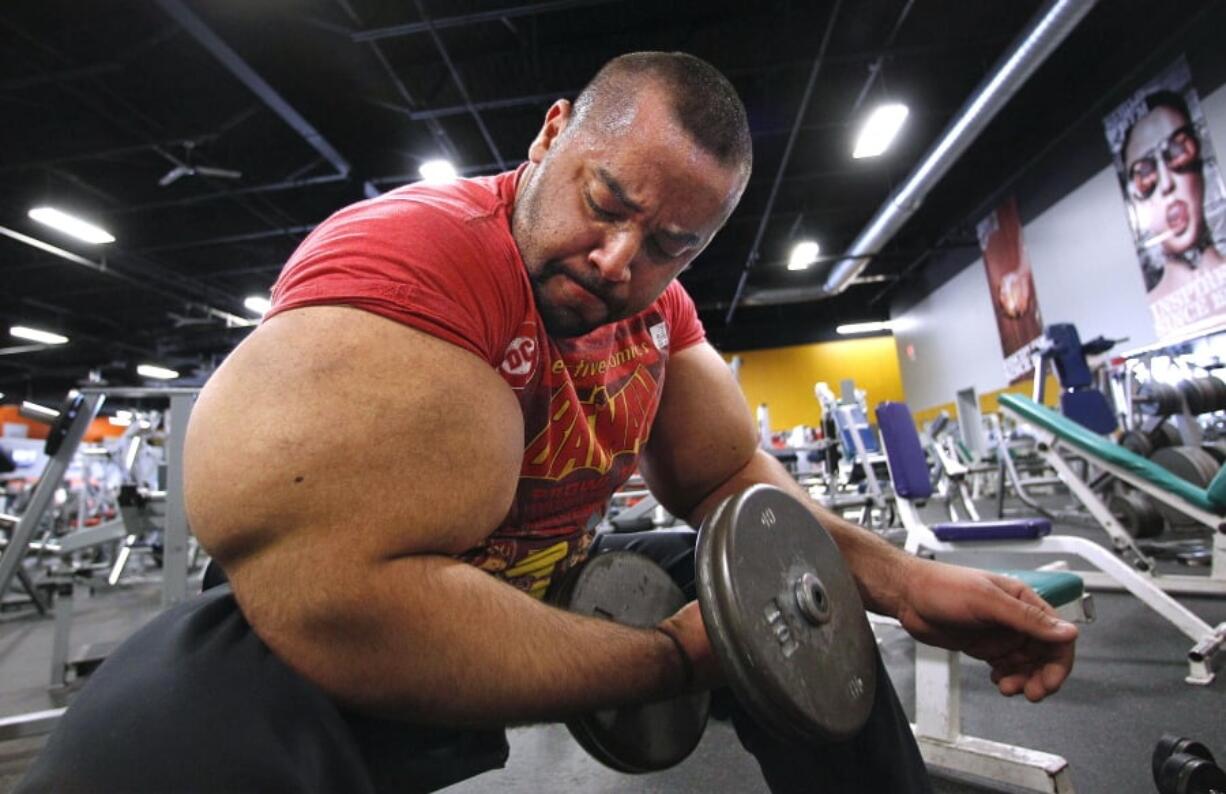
684, 449, 913, 617
240, 553, 685, 727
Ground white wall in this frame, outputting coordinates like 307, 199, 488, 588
893, 82, 1226, 411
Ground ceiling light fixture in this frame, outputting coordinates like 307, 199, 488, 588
418, 159, 458, 183
27, 207, 115, 244
836, 321, 894, 335
244, 296, 272, 316
137, 364, 180, 380
10, 326, 69, 345
852, 103, 910, 159
788, 240, 821, 271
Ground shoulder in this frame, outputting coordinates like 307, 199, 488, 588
268, 169, 534, 366
649, 280, 706, 354
310, 171, 518, 252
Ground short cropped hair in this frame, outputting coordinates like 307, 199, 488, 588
572, 52, 752, 172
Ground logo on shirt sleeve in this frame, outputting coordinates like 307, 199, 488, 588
649, 322, 669, 351
499, 321, 539, 389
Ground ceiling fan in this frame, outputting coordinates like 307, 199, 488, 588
157, 140, 242, 187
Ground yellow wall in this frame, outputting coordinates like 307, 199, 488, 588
724, 336, 906, 431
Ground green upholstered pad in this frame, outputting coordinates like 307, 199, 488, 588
1207, 466, 1226, 509
996, 569, 1083, 607
998, 393, 1222, 514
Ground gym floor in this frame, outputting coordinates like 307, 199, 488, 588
0, 497, 1224, 794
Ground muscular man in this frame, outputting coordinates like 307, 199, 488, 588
21, 52, 1075, 793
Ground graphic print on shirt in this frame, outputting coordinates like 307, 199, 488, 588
498, 319, 539, 390
461, 310, 669, 597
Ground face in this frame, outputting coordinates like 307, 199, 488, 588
512, 88, 746, 337
1124, 105, 1205, 257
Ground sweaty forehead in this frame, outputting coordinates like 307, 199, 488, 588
1126, 106, 1187, 162
579, 102, 741, 222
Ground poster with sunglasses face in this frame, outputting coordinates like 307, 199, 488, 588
1104, 56, 1226, 340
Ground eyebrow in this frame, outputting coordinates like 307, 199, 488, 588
595, 167, 701, 248
596, 167, 645, 213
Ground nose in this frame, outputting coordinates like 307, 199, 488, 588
1158, 158, 1176, 195
589, 228, 637, 284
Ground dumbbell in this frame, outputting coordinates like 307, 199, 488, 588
1153, 734, 1226, 794
549, 485, 877, 773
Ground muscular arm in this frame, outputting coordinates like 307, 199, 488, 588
186, 306, 683, 725
639, 342, 913, 616
641, 343, 1076, 701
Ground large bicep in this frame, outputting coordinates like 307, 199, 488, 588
639, 342, 758, 517
184, 305, 523, 569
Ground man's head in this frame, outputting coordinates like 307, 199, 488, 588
1123, 90, 1207, 258
512, 52, 752, 338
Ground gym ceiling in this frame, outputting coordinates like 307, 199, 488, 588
0, 0, 1213, 403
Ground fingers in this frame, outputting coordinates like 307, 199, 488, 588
981, 578, 1080, 645
987, 636, 1076, 702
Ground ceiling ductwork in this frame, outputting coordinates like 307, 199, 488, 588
738, 0, 1099, 308
822, 0, 1098, 295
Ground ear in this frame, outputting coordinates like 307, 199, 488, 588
527, 100, 573, 163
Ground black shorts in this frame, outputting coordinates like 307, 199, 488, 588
19, 528, 931, 793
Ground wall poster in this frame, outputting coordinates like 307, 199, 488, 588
978, 196, 1043, 382
1104, 56, 1226, 340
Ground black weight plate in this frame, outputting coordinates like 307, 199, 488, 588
1154, 735, 1216, 787
1214, 377, 1226, 412
1180, 381, 1202, 414
551, 551, 709, 774
696, 485, 876, 745
1154, 734, 1183, 788
1109, 491, 1164, 539
1139, 383, 1182, 416
1195, 378, 1218, 415
1150, 422, 1183, 451
1121, 430, 1154, 458
1151, 447, 1220, 528
1202, 443, 1226, 465
1160, 751, 1226, 794
1178, 381, 1203, 415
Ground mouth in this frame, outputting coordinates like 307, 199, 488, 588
1167, 201, 1190, 235
556, 273, 606, 308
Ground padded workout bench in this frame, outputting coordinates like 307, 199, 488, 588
912, 568, 1089, 794
877, 401, 1226, 686
997, 393, 1226, 596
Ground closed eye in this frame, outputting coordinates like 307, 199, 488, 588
585, 190, 620, 221
647, 238, 681, 261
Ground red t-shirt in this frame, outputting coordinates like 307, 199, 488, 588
268, 166, 706, 597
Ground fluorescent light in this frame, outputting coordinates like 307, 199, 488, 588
244, 296, 272, 315
10, 326, 69, 345
836, 321, 894, 335
109, 415, 132, 427
418, 159, 457, 183
788, 240, 820, 270
27, 207, 115, 244
137, 364, 179, 380
853, 103, 910, 159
